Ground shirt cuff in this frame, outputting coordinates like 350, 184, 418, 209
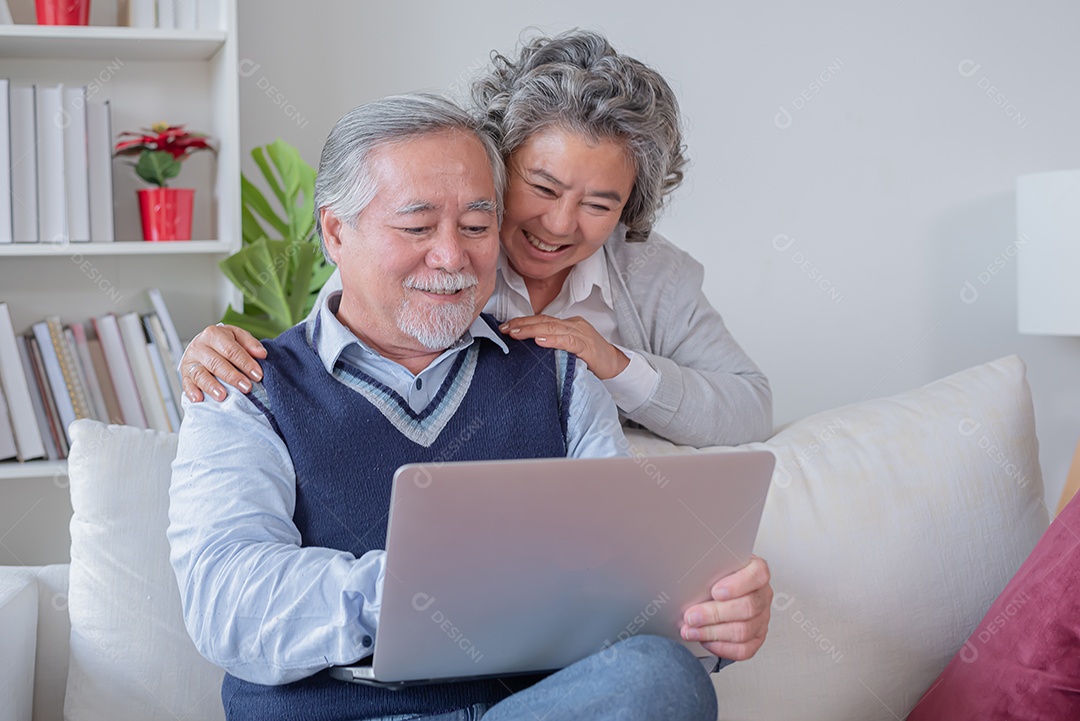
601, 347, 660, 415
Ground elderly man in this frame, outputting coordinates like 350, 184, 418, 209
169, 94, 768, 721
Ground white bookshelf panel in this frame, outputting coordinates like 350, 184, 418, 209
0, 26, 227, 62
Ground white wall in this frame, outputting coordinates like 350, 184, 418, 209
234, 0, 1079, 507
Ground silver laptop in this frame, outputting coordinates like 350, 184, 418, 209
329, 450, 775, 687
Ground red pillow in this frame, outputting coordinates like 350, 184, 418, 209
906, 491, 1080, 720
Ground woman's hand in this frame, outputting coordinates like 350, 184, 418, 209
180, 325, 267, 402
499, 315, 629, 380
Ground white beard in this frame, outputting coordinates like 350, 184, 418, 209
397, 272, 479, 350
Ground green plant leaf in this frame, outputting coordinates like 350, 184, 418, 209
226, 140, 327, 339
241, 174, 289, 236
267, 139, 302, 205
135, 150, 181, 187
240, 203, 268, 246
251, 146, 288, 217
267, 141, 310, 240
220, 306, 290, 339
285, 241, 319, 322
296, 163, 317, 242
218, 238, 293, 328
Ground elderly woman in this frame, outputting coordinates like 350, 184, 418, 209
180, 30, 772, 449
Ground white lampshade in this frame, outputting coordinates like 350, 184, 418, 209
1017, 169, 1080, 335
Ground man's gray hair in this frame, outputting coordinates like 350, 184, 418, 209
472, 30, 687, 242
314, 93, 506, 255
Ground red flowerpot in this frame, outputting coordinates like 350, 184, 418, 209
35, 0, 90, 25
138, 188, 195, 242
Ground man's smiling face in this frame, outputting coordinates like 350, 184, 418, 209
321, 129, 500, 360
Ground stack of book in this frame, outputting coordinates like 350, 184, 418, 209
0, 289, 186, 463
0, 79, 115, 244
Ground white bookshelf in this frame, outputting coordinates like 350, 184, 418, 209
0, 0, 241, 509
0, 239, 234, 256
0, 25, 228, 61
0, 459, 66, 481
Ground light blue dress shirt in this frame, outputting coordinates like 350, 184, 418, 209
168, 294, 629, 685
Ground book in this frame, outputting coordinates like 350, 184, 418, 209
117, 312, 171, 432
26, 334, 68, 458
129, 0, 154, 28
86, 99, 115, 242
68, 326, 108, 423
31, 320, 77, 444
144, 313, 183, 420
46, 316, 92, 424
62, 86, 91, 243
85, 325, 124, 424
35, 84, 67, 244
145, 331, 181, 430
0, 303, 45, 461
147, 288, 184, 361
9, 85, 38, 243
92, 314, 148, 429
0, 383, 18, 461
177, 0, 197, 30
196, 0, 214, 29
16, 336, 58, 461
0, 79, 12, 244
158, 0, 175, 29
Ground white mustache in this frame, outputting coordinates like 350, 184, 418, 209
403, 272, 478, 294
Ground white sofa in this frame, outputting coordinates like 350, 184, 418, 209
0, 355, 1049, 721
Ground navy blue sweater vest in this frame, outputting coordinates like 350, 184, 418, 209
222, 315, 575, 721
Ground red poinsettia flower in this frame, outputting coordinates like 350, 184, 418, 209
115, 122, 215, 187
115, 122, 215, 160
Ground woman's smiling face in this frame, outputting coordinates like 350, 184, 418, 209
500, 126, 636, 286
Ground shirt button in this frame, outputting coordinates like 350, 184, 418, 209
362, 635, 372, 648
414, 378, 422, 390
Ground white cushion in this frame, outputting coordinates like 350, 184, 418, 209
57, 356, 1045, 720
32, 564, 70, 721
64, 420, 224, 721
629, 355, 1048, 720
0, 573, 36, 721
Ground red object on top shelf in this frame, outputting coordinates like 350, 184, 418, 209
35, 0, 90, 26
138, 188, 195, 242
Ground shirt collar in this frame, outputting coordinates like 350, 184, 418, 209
309, 290, 508, 375
496, 246, 613, 310
565, 245, 613, 308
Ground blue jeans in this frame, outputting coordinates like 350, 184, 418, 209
368, 635, 718, 721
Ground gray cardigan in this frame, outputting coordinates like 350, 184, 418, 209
601, 227, 772, 447
312, 227, 772, 448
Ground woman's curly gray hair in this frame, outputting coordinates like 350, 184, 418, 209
472, 29, 687, 242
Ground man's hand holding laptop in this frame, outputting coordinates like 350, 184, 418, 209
682, 555, 773, 661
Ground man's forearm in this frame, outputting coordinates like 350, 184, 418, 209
168, 388, 383, 684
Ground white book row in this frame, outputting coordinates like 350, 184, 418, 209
0, 79, 115, 244
0, 290, 185, 463
124, 0, 199, 30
